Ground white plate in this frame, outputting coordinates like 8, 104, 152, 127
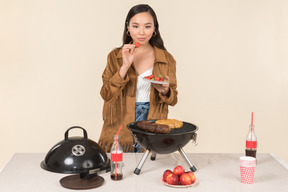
141, 77, 169, 85
161, 178, 199, 188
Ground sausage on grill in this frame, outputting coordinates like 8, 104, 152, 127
136, 121, 171, 133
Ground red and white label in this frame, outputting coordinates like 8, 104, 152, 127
246, 141, 257, 149
111, 153, 123, 162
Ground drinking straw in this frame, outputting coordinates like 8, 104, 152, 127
115, 126, 123, 180
116, 125, 123, 136
251, 112, 253, 142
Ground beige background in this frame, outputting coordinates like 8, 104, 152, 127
1, 0, 287, 170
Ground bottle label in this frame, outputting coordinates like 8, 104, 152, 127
111, 153, 123, 162
246, 141, 257, 149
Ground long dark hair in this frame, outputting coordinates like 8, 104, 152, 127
122, 4, 166, 50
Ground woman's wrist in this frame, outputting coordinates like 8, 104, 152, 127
119, 65, 130, 79
162, 88, 170, 96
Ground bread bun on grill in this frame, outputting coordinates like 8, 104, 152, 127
155, 119, 183, 129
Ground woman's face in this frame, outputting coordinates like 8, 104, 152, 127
128, 12, 155, 46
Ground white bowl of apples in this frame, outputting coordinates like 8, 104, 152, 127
162, 165, 198, 188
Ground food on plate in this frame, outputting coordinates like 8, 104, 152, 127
136, 121, 171, 133
135, 42, 140, 48
186, 171, 196, 184
165, 173, 179, 185
180, 173, 193, 185
173, 165, 185, 176
155, 119, 183, 129
144, 74, 167, 82
162, 169, 173, 181
162, 165, 197, 186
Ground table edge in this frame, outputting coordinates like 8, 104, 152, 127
270, 153, 288, 170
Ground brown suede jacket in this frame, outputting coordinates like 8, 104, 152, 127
98, 46, 178, 152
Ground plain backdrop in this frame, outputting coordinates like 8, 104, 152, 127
1, 0, 287, 169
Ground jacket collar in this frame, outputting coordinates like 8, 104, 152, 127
116, 46, 168, 64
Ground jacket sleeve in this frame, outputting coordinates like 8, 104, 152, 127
100, 50, 130, 103
158, 53, 178, 106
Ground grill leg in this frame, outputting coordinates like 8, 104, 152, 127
178, 147, 197, 172
134, 150, 151, 175
150, 152, 156, 161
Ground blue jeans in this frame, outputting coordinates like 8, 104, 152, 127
134, 102, 149, 152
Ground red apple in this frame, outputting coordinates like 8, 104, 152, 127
180, 173, 192, 185
165, 173, 179, 185
162, 169, 173, 181
173, 165, 185, 176
186, 171, 196, 183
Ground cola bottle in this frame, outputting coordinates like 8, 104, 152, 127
245, 124, 257, 158
110, 135, 124, 180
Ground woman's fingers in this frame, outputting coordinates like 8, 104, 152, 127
151, 75, 170, 95
122, 44, 136, 54
122, 44, 137, 67
152, 83, 169, 95
165, 76, 170, 82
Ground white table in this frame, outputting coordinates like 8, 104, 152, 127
0, 153, 288, 191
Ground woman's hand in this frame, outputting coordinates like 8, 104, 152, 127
122, 44, 137, 68
152, 76, 170, 96
119, 44, 136, 79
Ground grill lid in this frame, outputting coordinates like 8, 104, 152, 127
41, 126, 110, 174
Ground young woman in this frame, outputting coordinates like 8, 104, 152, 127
98, 4, 178, 152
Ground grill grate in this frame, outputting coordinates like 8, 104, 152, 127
128, 121, 197, 135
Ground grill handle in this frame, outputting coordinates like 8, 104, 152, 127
64, 126, 88, 141
191, 133, 198, 146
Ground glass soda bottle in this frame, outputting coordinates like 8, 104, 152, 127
245, 124, 257, 158
110, 135, 124, 180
